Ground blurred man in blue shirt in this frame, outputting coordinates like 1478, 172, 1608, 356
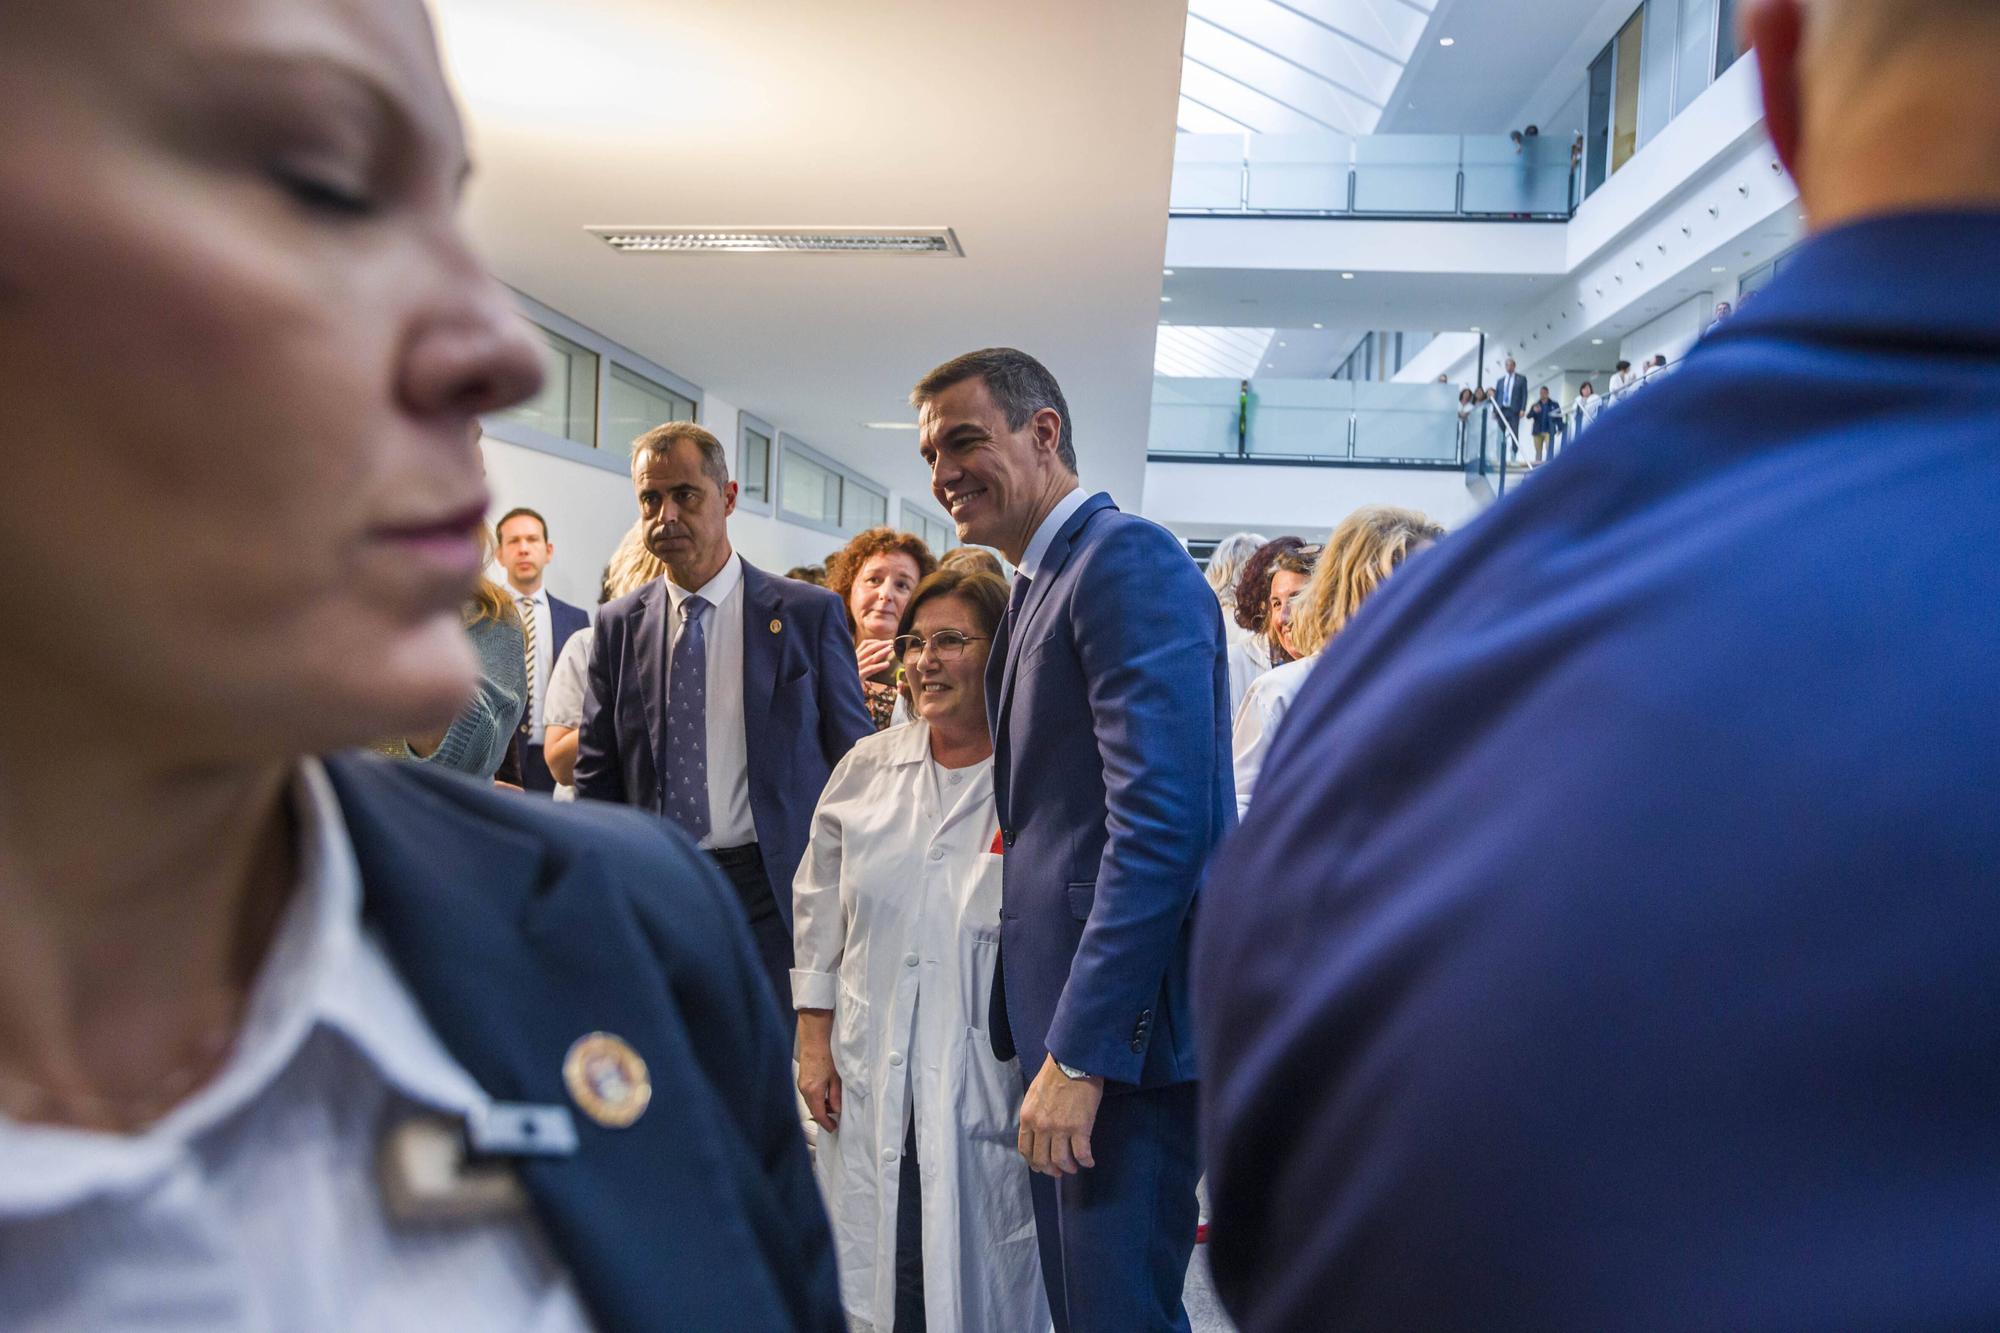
1196, 0, 2000, 1327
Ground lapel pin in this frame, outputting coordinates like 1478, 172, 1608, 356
769, 618, 783, 634
563, 1032, 652, 1129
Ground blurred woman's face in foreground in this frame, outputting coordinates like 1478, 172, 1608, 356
0, 0, 541, 763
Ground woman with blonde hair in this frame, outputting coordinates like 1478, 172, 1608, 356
0, 2, 839, 1322
1232, 506, 1445, 814
541, 521, 668, 797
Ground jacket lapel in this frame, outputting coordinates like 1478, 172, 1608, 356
739, 561, 781, 770
993, 492, 1113, 740
634, 580, 669, 782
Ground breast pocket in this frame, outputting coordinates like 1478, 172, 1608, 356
1066, 879, 1096, 921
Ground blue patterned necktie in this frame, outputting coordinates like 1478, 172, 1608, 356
661, 594, 711, 842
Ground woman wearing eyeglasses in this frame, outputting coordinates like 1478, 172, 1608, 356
792, 568, 1048, 1333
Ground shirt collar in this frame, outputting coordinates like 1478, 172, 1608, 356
0, 759, 490, 1219
1015, 486, 1087, 582
666, 551, 742, 611
511, 583, 547, 607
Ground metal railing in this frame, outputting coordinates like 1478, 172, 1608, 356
1172, 131, 1580, 219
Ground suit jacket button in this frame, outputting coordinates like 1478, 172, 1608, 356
1130, 1038, 1144, 1053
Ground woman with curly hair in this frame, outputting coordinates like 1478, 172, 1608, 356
826, 526, 939, 729
1227, 535, 1307, 720
1232, 506, 1444, 814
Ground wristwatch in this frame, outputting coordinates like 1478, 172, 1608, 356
1054, 1060, 1090, 1081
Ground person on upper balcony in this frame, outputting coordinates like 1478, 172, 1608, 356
1196, 0, 2000, 1327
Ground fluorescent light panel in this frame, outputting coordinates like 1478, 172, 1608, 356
590, 226, 963, 256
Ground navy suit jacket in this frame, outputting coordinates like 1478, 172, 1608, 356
548, 593, 589, 663
987, 492, 1232, 1086
322, 752, 842, 1332
1194, 212, 2000, 1329
517, 593, 588, 756
573, 557, 872, 920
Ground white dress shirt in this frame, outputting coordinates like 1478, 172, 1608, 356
0, 760, 592, 1332
1014, 486, 1090, 582
663, 555, 755, 849
1232, 654, 1316, 817
513, 584, 555, 738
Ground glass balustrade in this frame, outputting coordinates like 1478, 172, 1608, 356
1169, 132, 1580, 218
1148, 377, 1480, 465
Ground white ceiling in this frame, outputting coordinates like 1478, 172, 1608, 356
1176, 0, 1435, 136
1378, 0, 1636, 134
1154, 324, 1275, 378
429, 0, 1189, 505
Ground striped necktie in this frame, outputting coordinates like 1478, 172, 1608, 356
517, 595, 537, 737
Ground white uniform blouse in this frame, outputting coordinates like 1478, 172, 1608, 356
791, 721, 1048, 1333
1232, 654, 1317, 817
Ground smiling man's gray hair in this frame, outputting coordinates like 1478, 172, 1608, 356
910, 348, 1076, 474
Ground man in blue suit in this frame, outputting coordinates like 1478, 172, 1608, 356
912, 349, 1232, 1331
1195, 0, 2000, 1326
576, 422, 873, 1012
1494, 355, 1529, 458
496, 506, 590, 793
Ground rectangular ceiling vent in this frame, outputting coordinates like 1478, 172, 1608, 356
588, 226, 962, 256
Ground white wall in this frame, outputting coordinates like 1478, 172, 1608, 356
1620, 291, 1710, 370
481, 390, 959, 610
1394, 331, 1481, 386
481, 433, 633, 610
1142, 460, 1486, 537
1165, 216, 1570, 276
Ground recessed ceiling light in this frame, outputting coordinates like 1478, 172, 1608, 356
1591, 338, 1605, 345
1341, 272, 1355, 280
1312, 322, 1323, 329
1439, 36, 1455, 46
589, 225, 962, 255
1278, 341, 1287, 347
1163, 268, 1175, 276
862, 422, 919, 430
1470, 325, 1481, 332
1265, 362, 1275, 368
1161, 295, 1172, 303
1711, 265, 1726, 272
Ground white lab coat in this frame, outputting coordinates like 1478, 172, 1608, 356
792, 720, 1048, 1333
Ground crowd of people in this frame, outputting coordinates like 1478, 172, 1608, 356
6, 0, 2000, 1330
1457, 345, 1692, 468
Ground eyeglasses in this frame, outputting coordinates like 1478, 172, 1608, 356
894, 630, 989, 663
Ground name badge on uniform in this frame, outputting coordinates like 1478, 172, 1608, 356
378, 1101, 577, 1225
